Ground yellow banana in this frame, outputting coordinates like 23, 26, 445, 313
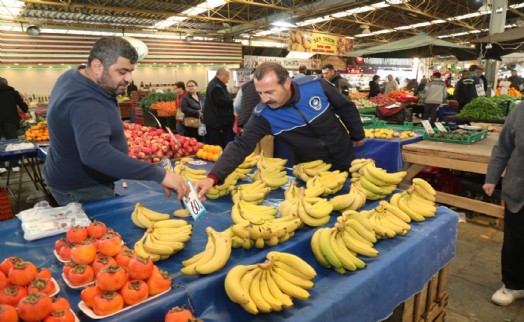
131, 207, 146, 228
397, 194, 426, 222
405, 195, 436, 217
341, 210, 374, 230
382, 210, 412, 231
152, 230, 191, 243
238, 267, 261, 314
266, 251, 317, 280
344, 225, 374, 248
381, 201, 411, 223
300, 159, 324, 169
412, 178, 436, 195
298, 200, 330, 227
265, 267, 294, 308
412, 184, 436, 202
153, 225, 193, 235
184, 166, 207, 176
310, 229, 331, 268
329, 193, 356, 211
345, 218, 377, 243
247, 269, 272, 313
359, 176, 389, 196
194, 228, 232, 275
143, 234, 176, 255
133, 234, 162, 262
136, 210, 154, 229
318, 228, 342, 269
224, 264, 257, 305
180, 231, 217, 275
269, 268, 310, 301
339, 229, 378, 257
304, 185, 324, 198
272, 266, 314, 290
258, 270, 284, 312
330, 228, 357, 272
137, 203, 171, 221
148, 234, 185, 250
153, 219, 190, 228
261, 175, 289, 190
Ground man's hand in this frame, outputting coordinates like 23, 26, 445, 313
482, 183, 496, 196
161, 171, 190, 200
194, 178, 215, 201
353, 139, 365, 147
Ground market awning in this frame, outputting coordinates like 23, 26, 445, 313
471, 27, 524, 61
471, 27, 524, 43
346, 34, 478, 61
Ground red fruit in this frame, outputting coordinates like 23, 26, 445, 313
66, 225, 88, 244
66, 265, 94, 287
50, 296, 70, 313
165, 306, 193, 322
17, 292, 53, 322
83, 236, 99, 249
87, 221, 107, 239
27, 278, 57, 296
98, 232, 122, 257
0, 304, 18, 322
114, 247, 134, 269
93, 291, 124, 316
0, 257, 22, 276
44, 309, 75, 322
96, 266, 127, 292
0, 285, 27, 306
91, 255, 117, 276
62, 262, 76, 277
36, 267, 52, 279
120, 280, 149, 306
80, 285, 103, 309
0, 271, 8, 289
58, 243, 75, 262
146, 269, 172, 296
54, 238, 66, 254
8, 261, 37, 286
127, 256, 154, 281
70, 243, 97, 265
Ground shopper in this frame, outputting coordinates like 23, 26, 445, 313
384, 74, 399, 94
194, 62, 365, 198
454, 65, 484, 110
174, 81, 187, 135
44, 36, 189, 205
368, 75, 381, 98
420, 72, 447, 125
202, 68, 234, 148
0, 77, 28, 174
414, 77, 428, 96
507, 69, 524, 92
180, 80, 203, 141
477, 66, 488, 94
294, 65, 308, 79
126, 81, 138, 96
483, 101, 524, 307
321, 64, 350, 97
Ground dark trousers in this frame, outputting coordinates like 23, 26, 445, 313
423, 103, 440, 125
0, 122, 20, 168
501, 206, 524, 290
205, 126, 232, 149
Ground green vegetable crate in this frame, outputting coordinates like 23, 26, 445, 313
360, 114, 377, 126
423, 128, 488, 144
365, 120, 425, 132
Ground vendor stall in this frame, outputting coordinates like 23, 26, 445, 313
0, 179, 458, 321
401, 133, 503, 219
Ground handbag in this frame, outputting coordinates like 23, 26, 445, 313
183, 117, 200, 128
176, 108, 185, 121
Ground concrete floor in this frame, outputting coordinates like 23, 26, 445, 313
1, 165, 524, 322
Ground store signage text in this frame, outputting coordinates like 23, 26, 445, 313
243, 55, 312, 69
362, 58, 413, 68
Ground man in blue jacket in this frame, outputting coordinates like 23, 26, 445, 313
44, 36, 189, 205
195, 62, 365, 197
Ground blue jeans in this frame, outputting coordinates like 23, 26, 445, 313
48, 183, 115, 206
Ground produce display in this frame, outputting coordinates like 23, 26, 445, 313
424, 128, 488, 144
230, 181, 271, 204
139, 92, 177, 109
224, 251, 316, 314
349, 92, 370, 101
252, 156, 289, 190
279, 184, 333, 227
349, 158, 406, 200
173, 159, 207, 182
455, 95, 516, 120
388, 178, 437, 222
180, 227, 232, 275
124, 122, 203, 162
150, 100, 178, 117
24, 120, 49, 142
364, 128, 416, 140
354, 98, 377, 110
292, 160, 332, 182
195, 144, 222, 162
368, 94, 396, 107
495, 87, 522, 97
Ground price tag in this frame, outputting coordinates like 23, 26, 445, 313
420, 120, 434, 135
160, 157, 173, 172
183, 180, 206, 220
434, 122, 448, 133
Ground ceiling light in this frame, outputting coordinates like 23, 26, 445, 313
26, 25, 41, 36
271, 20, 296, 28
185, 35, 194, 42
478, 1, 492, 13
360, 25, 371, 34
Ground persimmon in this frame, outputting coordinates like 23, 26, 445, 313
71, 243, 97, 265
0, 304, 18, 322
96, 265, 127, 291
146, 269, 172, 296
92, 291, 124, 316
54, 238, 66, 254
114, 247, 134, 269
36, 267, 52, 279
58, 243, 75, 262
66, 264, 94, 287
66, 225, 88, 244
8, 261, 37, 286
84, 236, 99, 249
50, 296, 70, 313
98, 232, 122, 257
127, 256, 154, 280
87, 220, 107, 239
44, 309, 76, 322
0, 271, 8, 289
165, 306, 193, 322
62, 262, 76, 277
28, 278, 56, 296
120, 280, 149, 306
91, 254, 117, 276
80, 285, 103, 309
0, 257, 22, 275
17, 292, 53, 322
0, 285, 27, 306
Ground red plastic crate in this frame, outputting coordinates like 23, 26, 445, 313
0, 188, 13, 221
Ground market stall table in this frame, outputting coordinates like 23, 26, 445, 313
401, 133, 502, 219
0, 184, 457, 322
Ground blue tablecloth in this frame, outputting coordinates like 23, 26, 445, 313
0, 139, 37, 162
274, 135, 423, 173
0, 186, 457, 322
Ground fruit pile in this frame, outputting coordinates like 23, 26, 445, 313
279, 184, 333, 227
349, 158, 406, 200
252, 156, 289, 190
0, 257, 75, 321
24, 120, 49, 142
364, 128, 416, 140
149, 101, 178, 117
173, 159, 207, 182
196, 144, 222, 162
124, 122, 203, 162
180, 227, 232, 275
224, 251, 316, 314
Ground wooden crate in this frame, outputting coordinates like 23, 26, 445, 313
385, 264, 449, 322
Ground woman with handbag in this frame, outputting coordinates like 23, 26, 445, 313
180, 80, 204, 141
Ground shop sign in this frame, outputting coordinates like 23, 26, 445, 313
243, 55, 312, 70
346, 66, 377, 75
361, 58, 413, 68
311, 33, 337, 54
289, 31, 353, 56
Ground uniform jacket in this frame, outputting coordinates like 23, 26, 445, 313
203, 76, 234, 128
485, 102, 524, 213
208, 76, 365, 183
454, 74, 482, 107
0, 84, 28, 126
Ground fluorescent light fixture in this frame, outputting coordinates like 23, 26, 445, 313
154, 0, 226, 29
271, 20, 296, 28
431, 19, 446, 24
296, 16, 331, 27
0, 0, 24, 20
510, 3, 524, 9
478, 4, 491, 13
286, 51, 314, 59
153, 16, 186, 28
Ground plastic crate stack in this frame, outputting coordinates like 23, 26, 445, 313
0, 187, 13, 221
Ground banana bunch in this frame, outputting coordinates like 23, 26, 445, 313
389, 183, 437, 222
334, 214, 379, 257
230, 216, 302, 249
131, 202, 171, 229
231, 199, 278, 224
133, 219, 193, 262
180, 227, 232, 275
280, 187, 333, 227
233, 166, 253, 180
292, 160, 332, 182
252, 167, 289, 190
238, 153, 260, 169
305, 170, 348, 197
257, 155, 288, 170
411, 178, 437, 202
230, 180, 271, 205
328, 183, 367, 211
205, 172, 239, 199
360, 203, 412, 238
174, 163, 207, 182
349, 158, 406, 200
311, 226, 366, 274
224, 251, 316, 314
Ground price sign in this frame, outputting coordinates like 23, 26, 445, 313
183, 180, 206, 220
434, 122, 448, 133
421, 120, 434, 135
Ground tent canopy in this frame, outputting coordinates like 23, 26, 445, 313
346, 34, 478, 61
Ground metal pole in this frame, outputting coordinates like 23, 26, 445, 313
485, 0, 508, 96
